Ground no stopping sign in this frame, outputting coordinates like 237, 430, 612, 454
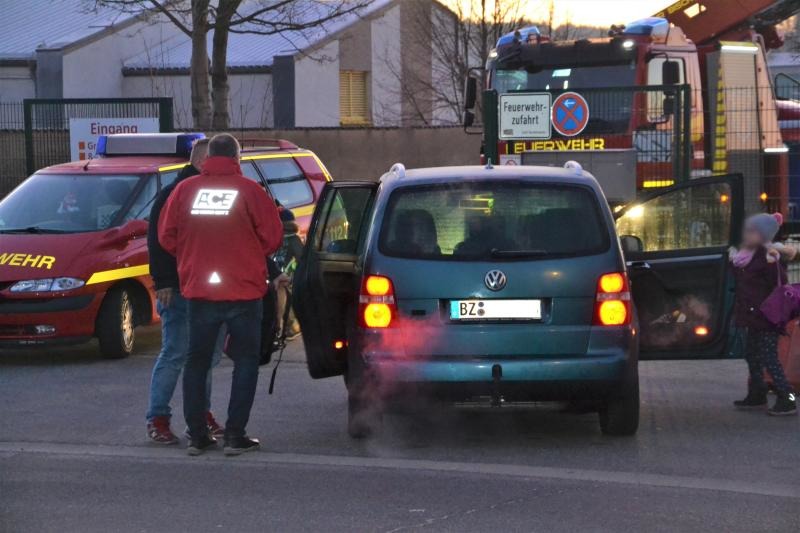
551, 92, 589, 137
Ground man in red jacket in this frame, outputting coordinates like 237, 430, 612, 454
159, 133, 283, 456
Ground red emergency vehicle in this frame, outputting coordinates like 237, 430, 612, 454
467, 0, 800, 211
0, 133, 330, 358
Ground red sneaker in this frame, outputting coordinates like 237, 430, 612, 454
147, 416, 179, 445
206, 412, 225, 439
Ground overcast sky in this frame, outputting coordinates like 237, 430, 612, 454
447, 1, 670, 27
542, 0, 669, 25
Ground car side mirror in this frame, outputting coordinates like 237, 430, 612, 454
463, 110, 475, 128
620, 235, 643, 254
662, 60, 680, 86
663, 95, 675, 116
464, 76, 478, 111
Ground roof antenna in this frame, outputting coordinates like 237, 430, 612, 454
486, 157, 494, 169
82, 159, 92, 171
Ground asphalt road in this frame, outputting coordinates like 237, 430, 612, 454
1, 327, 799, 532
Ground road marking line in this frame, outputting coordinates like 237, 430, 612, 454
1, 441, 797, 499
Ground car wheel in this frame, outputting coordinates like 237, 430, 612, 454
96, 287, 136, 359
599, 375, 639, 436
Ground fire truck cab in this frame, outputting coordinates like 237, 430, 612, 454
0, 133, 330, 358
468, 0, 799, 211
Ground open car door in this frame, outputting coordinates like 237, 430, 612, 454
616, 174, 744, 359
294, 182, 378, 378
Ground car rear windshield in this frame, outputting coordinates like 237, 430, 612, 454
379, 182, 610, 261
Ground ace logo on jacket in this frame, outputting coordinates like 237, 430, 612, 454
191, 189, 239, 216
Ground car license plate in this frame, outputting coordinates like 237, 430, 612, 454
449, 299, 542, 321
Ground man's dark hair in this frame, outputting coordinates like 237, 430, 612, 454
208, 133, 241, 159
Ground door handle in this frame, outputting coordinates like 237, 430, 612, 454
630, 261, 651, 270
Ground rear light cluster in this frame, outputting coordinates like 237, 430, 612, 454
595, 272, 631, 326
360, 275, 396, 328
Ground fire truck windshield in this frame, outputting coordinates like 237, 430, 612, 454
493, 63, 637, 134
0, 173, 151, 234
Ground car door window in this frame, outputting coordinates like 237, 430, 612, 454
159, 169, 181, 189
124, 174, 159, 222
256, 158, 314, 208
318, 187, 374, 254
616, 181, 732, 252
240, 160, 264, 184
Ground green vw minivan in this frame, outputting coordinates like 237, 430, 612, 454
294, 163, 743, 438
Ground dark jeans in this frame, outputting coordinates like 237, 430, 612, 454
184, 299, 263, 439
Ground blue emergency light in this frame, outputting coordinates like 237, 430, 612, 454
623, 17, 670, 39
496, 26, 541, 48
95, 133, 205, 158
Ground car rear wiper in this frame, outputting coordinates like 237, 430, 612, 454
490, 248, 549, 258
0, 226, 71, 234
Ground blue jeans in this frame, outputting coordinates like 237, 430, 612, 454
146, 291, 223, 421
184, 299, 263, 439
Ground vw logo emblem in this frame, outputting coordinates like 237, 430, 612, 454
485, 270, 507, 291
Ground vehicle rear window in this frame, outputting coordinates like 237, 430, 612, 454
256, 158, 314, 208
379, 182, 609, 261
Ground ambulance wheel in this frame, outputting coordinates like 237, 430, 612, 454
599, 376, 639, 436
97, 287, 136, 359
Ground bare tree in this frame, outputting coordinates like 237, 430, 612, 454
93, 0, 371, 129
376, 0, 528, 126
383, 0, 607, 126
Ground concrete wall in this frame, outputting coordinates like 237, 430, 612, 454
227, 127, 481, 181
123, 73, 273, 130
122, 74, 192, 128
0, 66, 35, 101
371, 4, 403, 126
294, 40, 340, 127
62, 17, 180, 99
0, 127, 482, 196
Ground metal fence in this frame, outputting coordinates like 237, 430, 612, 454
0, 98, 172, 197
23, 98, 173, 175
0, 103, 27, 195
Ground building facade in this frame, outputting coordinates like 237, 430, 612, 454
0, 0, 458, 129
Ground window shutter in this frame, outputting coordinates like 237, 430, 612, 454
340, 71, 370, 126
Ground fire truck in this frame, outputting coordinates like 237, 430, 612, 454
465, 0, 800, 212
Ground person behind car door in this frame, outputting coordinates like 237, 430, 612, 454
145, 138, 226, 445
158, 133, 283, 456
730, 213, 797, 416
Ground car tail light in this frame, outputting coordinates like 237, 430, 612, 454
360, 275, 396, 328
595, 272, 631, 326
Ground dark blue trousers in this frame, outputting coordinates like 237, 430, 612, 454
184, 299, 263, 439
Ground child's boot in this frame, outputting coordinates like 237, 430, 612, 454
767, 392, 797, 416
733, 386, 768, 409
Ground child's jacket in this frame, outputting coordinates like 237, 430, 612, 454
733, 245, 787, 331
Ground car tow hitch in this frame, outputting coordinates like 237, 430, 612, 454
491, 364, 503, 407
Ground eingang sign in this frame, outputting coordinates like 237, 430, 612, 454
69, 117, 160, 161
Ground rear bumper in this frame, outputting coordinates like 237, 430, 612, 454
366, 352, 629, 383
357, 325, 638, 401
364, 351, 632, 402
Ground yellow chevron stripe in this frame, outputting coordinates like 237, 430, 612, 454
292, 204, 315, 217
158, 163, 189, 172
86, 264, 150, 285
